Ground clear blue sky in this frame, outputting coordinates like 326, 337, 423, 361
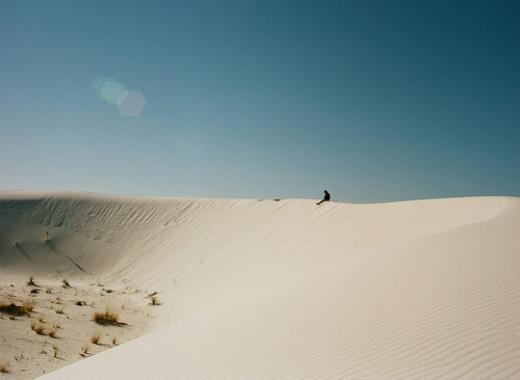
1, 0, 519, 202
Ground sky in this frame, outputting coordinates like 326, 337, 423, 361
1, 0, 519, 202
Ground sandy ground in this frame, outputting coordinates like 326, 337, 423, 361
0, 191, 519, 380
0, 274, 155, 379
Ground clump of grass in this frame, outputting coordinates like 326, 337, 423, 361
52, 297, 63, 305
23, 301, 36, 313
62, 279, 72, 288
45, 287, 53, 294
92, 309, 125, 326
150, 295, 161, 306
0, 363, 9, 373
31, 321, 46, 335
90, 332, 101, 345
55, 307, 64, 315
27, 275, 38, 287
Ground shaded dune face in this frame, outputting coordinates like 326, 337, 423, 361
1, 192, 519, 380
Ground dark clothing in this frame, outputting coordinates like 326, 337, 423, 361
323, 191, 331, 201
317, 190, 331, 205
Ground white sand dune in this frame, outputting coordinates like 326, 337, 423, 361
1, 191, 519, 379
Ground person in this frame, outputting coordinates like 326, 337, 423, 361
317, 190, 331, 205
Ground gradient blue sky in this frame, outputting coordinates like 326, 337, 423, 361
1, 0, 519, 202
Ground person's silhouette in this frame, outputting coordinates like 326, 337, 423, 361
317, 190, 331, 205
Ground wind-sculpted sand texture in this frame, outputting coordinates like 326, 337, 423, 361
0, 191, 518, 379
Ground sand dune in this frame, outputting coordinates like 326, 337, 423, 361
0, 191, 519, 379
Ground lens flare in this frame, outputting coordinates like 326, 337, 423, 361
117, 90, 146, 117
93, 76, 146, 117
93, 76, 127, 105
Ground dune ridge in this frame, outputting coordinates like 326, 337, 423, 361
0, 191, 519, 379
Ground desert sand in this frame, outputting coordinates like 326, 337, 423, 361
0, 191, 519, 379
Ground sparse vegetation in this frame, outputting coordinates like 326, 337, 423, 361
55, 307, 64, 314
62, 279, 72, 288
90, 332, 101, 345
45, 287, 53, 294
92, 308, 125, 326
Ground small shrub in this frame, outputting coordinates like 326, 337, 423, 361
22, 301, 36, 313
62, 279, 71, 288
31, 321, 45, 335
55, 308, 64, 315
92, 309, 125, 326
53, 297, 63, 305
27, 275, 38, 287
45, 288, 53, 294
53, 345, 59, 358
150, 296, 161, 306
90, 332, 101, 345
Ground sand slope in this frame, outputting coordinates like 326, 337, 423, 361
0, 192, 519, 379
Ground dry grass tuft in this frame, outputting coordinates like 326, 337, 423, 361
53, 345, 59, 358
90, 332, 101, 345
55, 307, 64, 315
27, 275, 38, 287
52, 296, 63, 305
0, 363, 9, 373
62, 279, 72, 288
45, 287, 53, 294
31, 321, 46, 335
23, 301, 36, 313
92, 309, 125, 326
150, 295, 161, 306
